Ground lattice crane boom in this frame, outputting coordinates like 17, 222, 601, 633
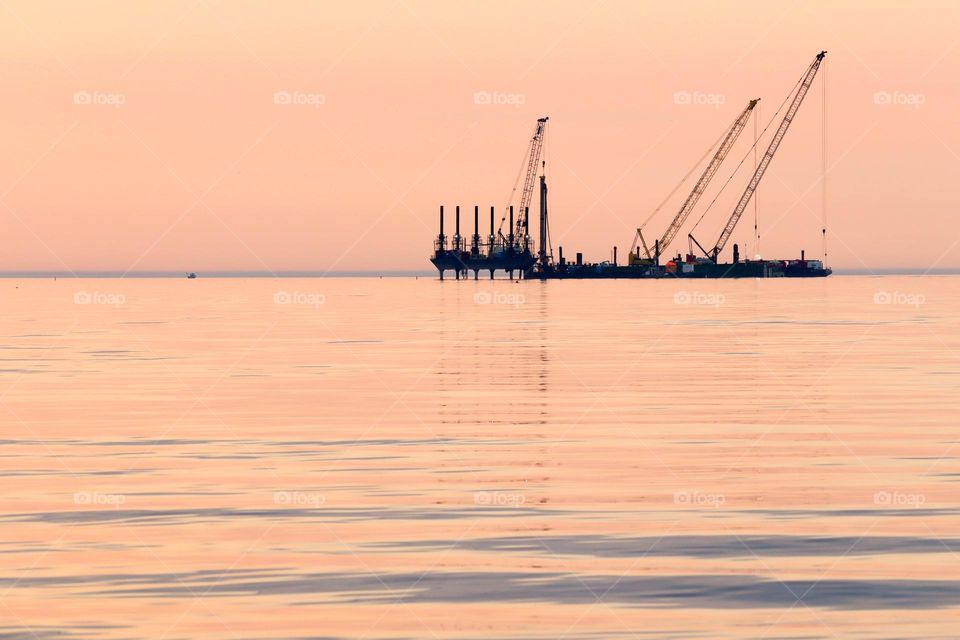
512, 117, 548, 248
701, 51, 826, 262
644, 99, 758, 260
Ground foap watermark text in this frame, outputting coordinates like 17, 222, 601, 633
274, 291, 325, 308
274, 491, 325, 508
473, 90, 525, 108
674, 291, 725, 307
73, 90, 125, 108
674, 90, 726, 109
874, 291, 925, 307
74, 291, 125, 307
74, 491, 126, 509
274, 90, 326, 108
674, 490, 726, 509
474, 491, 526, 508
873, 90, 925, 109
474, 291, 525, 307
874, 490, 925, 509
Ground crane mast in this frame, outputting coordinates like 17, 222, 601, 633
693, 51, 826, 262
637, 99, 758, 262
511, 117, 548, 249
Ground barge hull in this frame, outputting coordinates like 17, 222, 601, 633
529, 261, 831, 279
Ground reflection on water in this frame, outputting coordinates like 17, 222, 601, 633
0, 275, 958, 638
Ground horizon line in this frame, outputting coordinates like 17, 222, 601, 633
1, 268, 959, 278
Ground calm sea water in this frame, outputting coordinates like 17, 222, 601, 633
1, 275, 958, 639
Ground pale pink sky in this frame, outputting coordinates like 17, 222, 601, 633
1, 1, 957, 272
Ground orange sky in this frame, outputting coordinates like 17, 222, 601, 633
1, 0, 957, 272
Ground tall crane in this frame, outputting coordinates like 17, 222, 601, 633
632, 99, 758, 263
690, 51, 827, 263
503, 117, 548, 250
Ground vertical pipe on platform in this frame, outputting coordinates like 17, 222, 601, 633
437, 205, 445, 280
472, 205, 479, 254
523, 206, 529, 251
613, 246, 617, 266
454, 206, 462, 279
487, 207, 497, 258
538, 176, 548, 268
439, 205, 444, 246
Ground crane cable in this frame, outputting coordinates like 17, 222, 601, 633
822, 58, 828, 264
544, 129, 553, 261
753, 101, 760, 257
499, 129, 535, 234
638, 126, 727, 231
689, 70, 807, 235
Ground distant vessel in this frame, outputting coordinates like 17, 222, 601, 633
186, 272, 197, 279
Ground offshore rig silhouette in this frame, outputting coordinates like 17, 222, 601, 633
431, 118, 548, 280
431, 52, 833, 280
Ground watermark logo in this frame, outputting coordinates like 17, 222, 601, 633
674, 490, 725, 509
873, 490, 925, 509
873, 90, 925, 109
673, 90, 726, 109
873, 291, 925, 307
73, 90, 126, 108
673, 291, 725, 307
74, 291, 125, 307
274, 291, 325, 308
274, 491, 325, 508
273, 90, 326, 108
474, 491, 526, 508
473, 291, 525, 307
74, 491, 126, 509
473, 90, 526, 108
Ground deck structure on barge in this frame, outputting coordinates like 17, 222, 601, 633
430, 205, 536, 279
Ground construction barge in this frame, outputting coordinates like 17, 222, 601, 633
430, 52, 831, 281
535, 250, 830, 280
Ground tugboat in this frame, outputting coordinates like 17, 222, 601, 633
186, 272, 197, 279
